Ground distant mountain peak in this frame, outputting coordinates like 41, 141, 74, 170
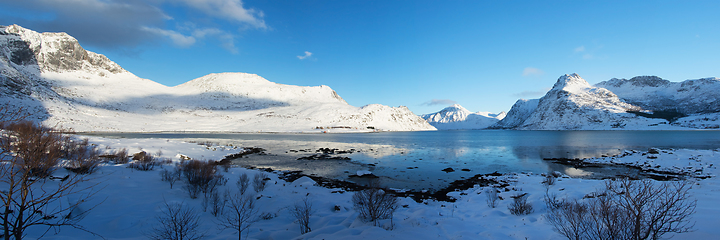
551, 73, 590, 91
421, 104, 504, 130
1, 24, 126, 75
1, 25, 436, 132
441, 104, 470, 113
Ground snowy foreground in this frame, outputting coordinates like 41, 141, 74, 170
26, 136, 720, 240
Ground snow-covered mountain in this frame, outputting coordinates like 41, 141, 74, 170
596, 76, 720, 115
0, 25, 435, 132
490, 99, 539, 129
420, 104, 505, 130
491, 74, 703, 130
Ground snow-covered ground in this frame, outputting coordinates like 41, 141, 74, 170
16, 136, 720, 240
0, 25, 435, 133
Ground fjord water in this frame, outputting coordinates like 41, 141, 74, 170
94, 130, 720, 190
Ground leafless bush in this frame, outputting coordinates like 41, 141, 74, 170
209, 190, 229, 217
114, 148, 129, 164
217, 193, 257, 240
161, 167, 182, 189
352, 188, 398, 226
2, 121, 64, 178
608, 178, 696, 240
508, 193, 533, 215
184, 182, 202, 199
147, 201, 206, 240
181, 160, 226, 199
237, 173, 250, 195
543, 173, 557, 188
546, 178, 696, 240
545, 199, 593, 240
130, 151, 156, 171
0, 104, 30, 128
259, 212, 276, 220
0, 120, 100, 239
544, 190, 563, 211
485, 188, 499, 208
63, 138, 102, 174
252, 172, 269, 192
290, 197, 313, 234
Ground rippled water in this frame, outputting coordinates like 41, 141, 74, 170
89, 130, 720, 190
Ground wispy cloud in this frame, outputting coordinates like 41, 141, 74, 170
141, 27, 196, 47
297, 51, 313, 60
513, 88, 550, 98
522, 67, 544, 77
177, 0, 267, 30
574, 45, 603, 60
421, 99, 457, 106
0, 0, 265, 52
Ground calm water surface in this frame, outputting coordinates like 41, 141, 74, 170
90, 130, 720, 190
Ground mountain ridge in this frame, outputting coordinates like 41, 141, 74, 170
0, 25, 435, 132
492, 73, 720, 130
420, 104, 505, 130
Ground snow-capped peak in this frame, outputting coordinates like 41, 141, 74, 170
1, 24, 126, 75
1, 25, 435, 132
420, 104, 504, 130
551, 73, 591, 93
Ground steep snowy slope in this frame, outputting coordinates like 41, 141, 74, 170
596, 76, 720, 114
0, 25, 435, 132
489, 99, 539, 129
420, 104, 505, 130
496, 74, 678, 130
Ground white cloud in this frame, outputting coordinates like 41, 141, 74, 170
177, 0, 267, 29
574, 46, 585, 52
297, 51, 313, 60
192, 28, 238, 53
513, 88, 551, 98
141, 26, 196, 47
522, 67, 544, 77
0, 0, 265, 52
421, 99, 457, 106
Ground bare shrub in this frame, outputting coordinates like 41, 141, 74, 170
290, 197, 313, 234
0, 121, 100, 239
63, 138, 102, 174
546, 178, 696, 240
209, 190, 229, 217
237, 173, 250, 195
114, 148, 129, 164
184, 182, 202, 199
217, 193, 257, 240
352, 188, 398, 226
508, 193, 534, 215
2, 121, 64, 178
543, 173, 557, 188
0, 104, 30, 127
161, 167, 182, 189
147, 201, 206, 240
608, 178, 696, 240
252, 172, 269, 193
485, 188, 499, 208
181, 160, 226, 199
545, 199, 593, 240
130, 151, 156, 171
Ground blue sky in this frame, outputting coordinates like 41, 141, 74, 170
1, 0, 718, 114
